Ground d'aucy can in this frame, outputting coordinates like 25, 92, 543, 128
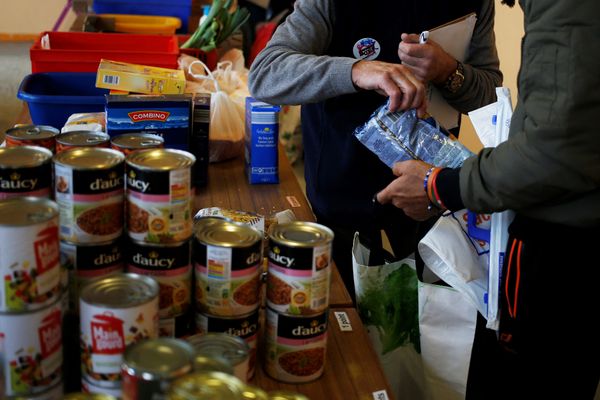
0, 146, 53, 200
0, 197, 61, 312
267, 221, 333, 315
5, 125, 59, 153
53, 147, 125, 244
0, 298, 63, 396
193, 218, 263, 316
125, 148, 195, 244
121, 338, 194, 400
79, 273, 159, 388
55, 131, 110, 154
264, 307, 328, 383
110, 133, 164, 157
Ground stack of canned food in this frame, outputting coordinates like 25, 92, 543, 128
264, 222, 333, 383
0, 197, 64, 399
192, 217, 263, 382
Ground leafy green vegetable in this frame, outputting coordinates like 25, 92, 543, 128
357, 264, 420, 354
181, 0, 250, 52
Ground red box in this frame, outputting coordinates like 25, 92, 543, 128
30, 31, 180, 73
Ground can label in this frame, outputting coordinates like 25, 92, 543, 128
194, 241, 262, 316
60, 240, 123, 312
126, 240, 191, 319
0, 163, 52, 200
55, 164, 124, 243
195, 310, 259, 380
126, 166, 193, 243
0, 222, 60, 312
266, 243, 331, 315
264, 307, 328, 383
80, 302, 158, 387
0, 300, 63, 396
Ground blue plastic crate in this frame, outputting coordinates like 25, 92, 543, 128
93, 0, 193, 32
17, 72, 108, 129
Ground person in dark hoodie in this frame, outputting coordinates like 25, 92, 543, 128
248, 0, 501, 300
376, 0, 600, 397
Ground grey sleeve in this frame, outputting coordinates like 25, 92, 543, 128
441, 0, 503, 112
248, 0, 359, 105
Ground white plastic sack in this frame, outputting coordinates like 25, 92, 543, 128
419, 282, 478, 400
352, 232, 426, 400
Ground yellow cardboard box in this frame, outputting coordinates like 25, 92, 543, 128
96, 59, 186, 94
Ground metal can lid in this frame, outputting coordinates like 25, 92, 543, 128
192, 354, 235, 375
56, 131, 110, 146
53, 147, 125, 170
111, 133, 164, 149
186, 333, 250, 366
268, 391, 310, 400
169, 372, 244, 400
0, 145, 53, 168
126, 148, 196, 171
63, 394, 117, 400
0, 197, 58, 227
80, 272, 158, 308
241, 385, 269, 400
5, 124, 59, 140
268, 221, 334, 248
123, 338, 194, 380
195, 219, 262, 248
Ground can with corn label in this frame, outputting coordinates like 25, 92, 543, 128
194, 218, 262, 316
55, 131, 110, 154
110, 133, 164, 156
0, 146, 53, 200
0, 197, 60, 312
5, 125, 60, 153
60, 239, 123, 312
121, 338, 194, 400
79, 273, 159, 388
264, 307, 328, 383
0, 298, 63, 396
125, 239, 191, 320
54, 147, 125, 244
267, 222, 333, 315
194, 309, 259, 380
125, 149, 195, 244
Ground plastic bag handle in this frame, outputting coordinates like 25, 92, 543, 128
188, 60, 220, 92
467, 211, 490, 242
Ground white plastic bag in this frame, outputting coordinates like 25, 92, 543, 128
187, 60, 245, 162
352, 233, 426, 400
418, 282, 478, 400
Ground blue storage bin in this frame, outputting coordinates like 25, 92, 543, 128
17, 72, 107, 129
93, 0, 193, 32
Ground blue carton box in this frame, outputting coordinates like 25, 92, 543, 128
245, 97, 281, 184
106, 94, 192, 150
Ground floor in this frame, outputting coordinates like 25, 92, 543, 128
0, 41, 32, 138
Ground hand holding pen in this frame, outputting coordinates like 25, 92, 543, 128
398, 31, 457, 85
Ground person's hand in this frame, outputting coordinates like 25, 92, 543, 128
351, 60, 427, 115
376, 160, 436, 221
398, 33, 457, 85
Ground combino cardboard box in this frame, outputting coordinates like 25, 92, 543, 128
245, 97, 281, 184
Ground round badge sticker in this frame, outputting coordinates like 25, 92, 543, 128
353, 38, 381, 60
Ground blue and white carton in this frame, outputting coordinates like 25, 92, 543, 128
245, 97, 281, 184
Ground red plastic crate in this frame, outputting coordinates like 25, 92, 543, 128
30, 31, 180, 73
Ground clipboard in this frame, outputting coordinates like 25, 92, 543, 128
425, 13, 477, 129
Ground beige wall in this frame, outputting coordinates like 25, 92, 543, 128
459, 0, 524, 152
1, 0, 76, 35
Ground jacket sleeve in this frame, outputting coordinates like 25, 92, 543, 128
248, 0, 358, 105
440, 0, 503, 112
459, 18, 600, 215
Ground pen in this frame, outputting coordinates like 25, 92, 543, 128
419, 30, 429, 44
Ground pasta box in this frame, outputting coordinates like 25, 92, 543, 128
105, 94, 192, 150
245, 97, 281, 184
